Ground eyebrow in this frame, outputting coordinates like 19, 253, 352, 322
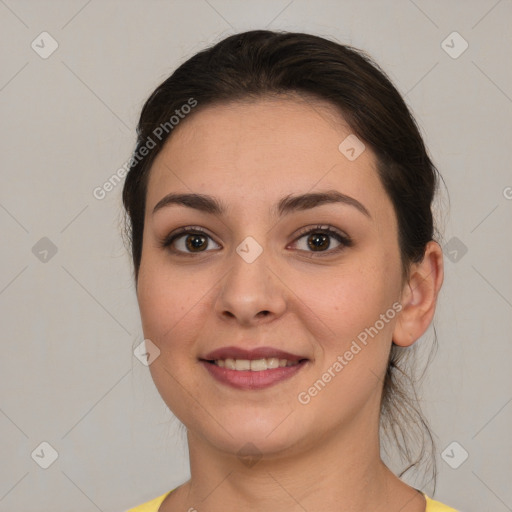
152, 190, 371, 219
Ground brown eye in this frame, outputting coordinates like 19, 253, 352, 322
161, 228, 221, 254
306, 232, 330, 251
291, 225, 352, 256
184, 233, 208, 252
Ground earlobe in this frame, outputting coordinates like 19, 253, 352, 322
392, 241, 444, 347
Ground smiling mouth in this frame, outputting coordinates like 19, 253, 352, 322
199, 357, 309, 390
201, 357, 309, 371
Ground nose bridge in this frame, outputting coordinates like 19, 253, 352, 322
215, 233, 286, 323
227, 233, 271, 299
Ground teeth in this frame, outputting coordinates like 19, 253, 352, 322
213, 358, 301, 371
235, 359, 250, 371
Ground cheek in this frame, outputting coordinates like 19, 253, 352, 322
136, 254, 213, 350
287, 253, 399, 387
293, 269, 396, 413
136, 260, 210, 413
137, 254, 184, 343
137, 267, 170, 338
292, 262, 390, 336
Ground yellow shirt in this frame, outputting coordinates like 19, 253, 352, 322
126, 490, 459, 511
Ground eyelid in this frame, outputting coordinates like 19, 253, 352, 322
292, 224, 351, 242
160, 226, 218, 254
160, 224, 352, 256
289, 224, 353, 256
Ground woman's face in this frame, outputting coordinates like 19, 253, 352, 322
136, 96, 406, 459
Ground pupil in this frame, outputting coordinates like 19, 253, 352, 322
187, 234, 206, 251
308, 233, 329, 251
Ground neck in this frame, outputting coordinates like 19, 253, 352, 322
178, 415, 404, 512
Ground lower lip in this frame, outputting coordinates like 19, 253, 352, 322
200, 360, 308, 390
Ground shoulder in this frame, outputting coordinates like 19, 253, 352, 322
425, 494, 460, 511
125, 490, 173, 512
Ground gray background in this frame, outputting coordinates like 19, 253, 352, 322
1, 1, 511, 511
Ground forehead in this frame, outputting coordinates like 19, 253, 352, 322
145, 96, 394, 225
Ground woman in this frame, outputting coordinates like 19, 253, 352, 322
123, 30, 457, 511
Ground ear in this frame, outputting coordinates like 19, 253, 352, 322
393, 241, 444, 347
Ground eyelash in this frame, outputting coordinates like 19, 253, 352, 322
160, 224, 353, 258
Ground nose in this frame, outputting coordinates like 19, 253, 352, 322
214, 244, 287, 327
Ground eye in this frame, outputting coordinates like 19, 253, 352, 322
160, 224, 352, 257
290, 224, 352, 256
160, 226, 220, 255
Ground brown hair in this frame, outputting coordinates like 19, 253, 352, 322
122, 29, 446, 490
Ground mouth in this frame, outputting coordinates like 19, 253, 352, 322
200, 357, 308, 371
198, 345, 310, 390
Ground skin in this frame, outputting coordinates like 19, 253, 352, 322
135, 95, 444, 512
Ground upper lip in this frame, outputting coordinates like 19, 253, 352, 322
201, 345, 308, 362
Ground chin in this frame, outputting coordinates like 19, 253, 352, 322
198, 415, 309, 461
